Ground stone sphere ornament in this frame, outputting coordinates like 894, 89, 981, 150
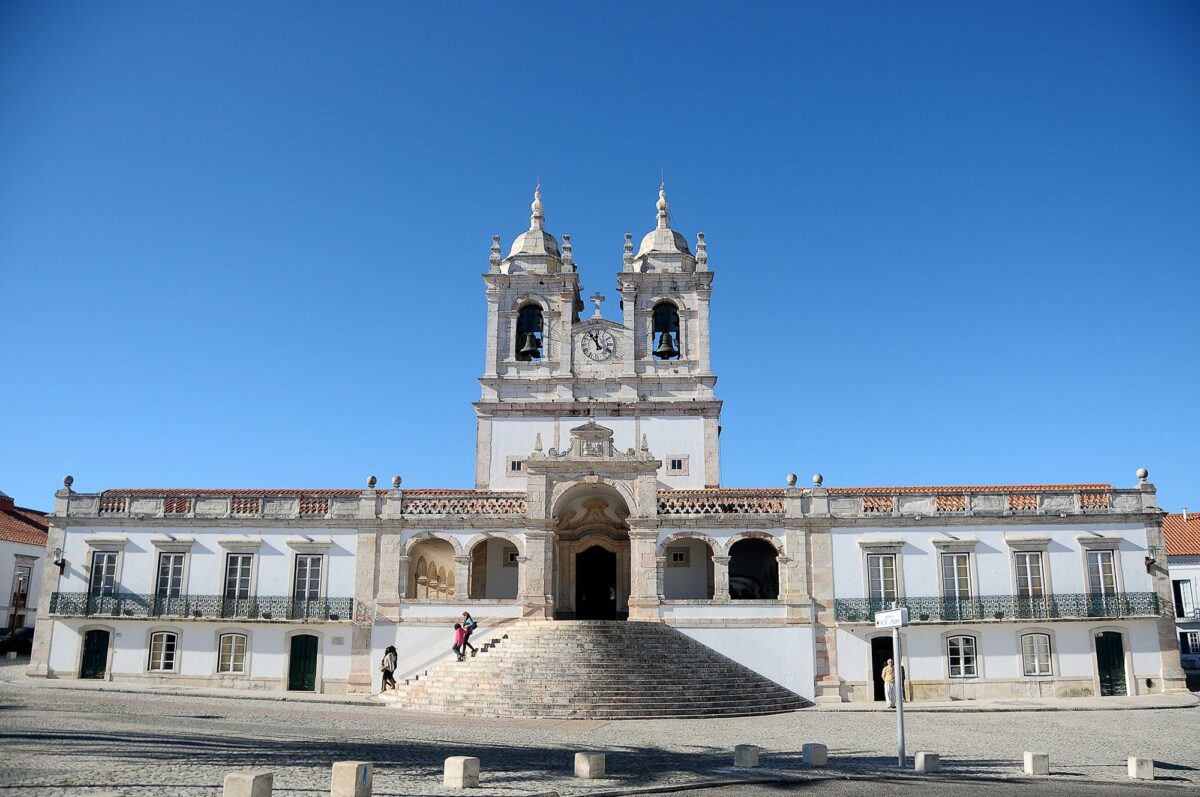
786, 473, 798, 487
367, 475, 377, 489
812, 473, 824, 487
63, 475, 74, 488
1136, 468, 1148, 483
391, 475, 402, 488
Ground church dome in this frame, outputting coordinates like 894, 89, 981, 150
635, 186, 691, 257
507, 188, 560, 259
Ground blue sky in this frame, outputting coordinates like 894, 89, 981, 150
2, 1, 1198, 511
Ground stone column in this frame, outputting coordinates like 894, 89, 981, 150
27, 520, 66, 678
453, 556, 471, 602
712, 555, 730, 601
655, 555, 667, 600
347, 529, 378, 695
627, 528, 660, 620
808, 525, 844, 703
395, 556, 411, 602
782, 527, 812, 624
520, 525, 556, 618
1145, 514, 1188, 692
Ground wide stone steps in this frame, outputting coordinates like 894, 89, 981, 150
389, 620, 810, 719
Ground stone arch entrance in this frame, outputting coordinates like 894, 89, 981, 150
552, 483, 631, 619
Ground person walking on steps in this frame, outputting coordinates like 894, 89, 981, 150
452, 622, 467, 661
380, 645, 398, 693
461, 612, 478, 657
882, 658, 897, 708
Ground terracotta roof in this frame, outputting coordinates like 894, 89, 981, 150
1165, 513, 1200, 557
0, 495, 49, 547
827, 484, 1112, 495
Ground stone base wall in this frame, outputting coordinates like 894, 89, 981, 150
93, 673, 353, 694
846, 674, 1166, 702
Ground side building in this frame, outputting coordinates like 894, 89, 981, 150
1, 490, 48, 633
1165, 511, 1200, 685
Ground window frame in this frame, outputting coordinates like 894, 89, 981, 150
155, 551, 186, 598
1086, 548, 1119, 597
88, 550, 120, 597
292, 553, 325, 602
940, 552, 972, 601
1013, 551, 1046, 598
216, 632, 248, 675
147, 630, 179, 673
665, 455, 690, 476
946, 634, 978, 679
1181, 631, 1200, 656
866, 553, 898, 603
1021, 632, 1053, 676
1173, 579, 1196, 619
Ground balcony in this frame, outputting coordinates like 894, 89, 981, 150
834, 593, 1162, 624
48, 592, 354, 622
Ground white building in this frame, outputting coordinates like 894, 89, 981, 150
1165, 511, 1200, 681
26, 189, 1188, 707
1, 491, 47, 632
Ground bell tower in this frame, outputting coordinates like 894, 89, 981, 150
475, 187, 720, 492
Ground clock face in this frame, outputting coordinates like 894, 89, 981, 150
581, 329, 616, 361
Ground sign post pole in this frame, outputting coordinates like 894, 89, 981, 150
875, 607, 909, 769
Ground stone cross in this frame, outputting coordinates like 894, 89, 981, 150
589, 292, 605, 318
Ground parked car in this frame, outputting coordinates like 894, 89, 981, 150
0, 626, 34, 656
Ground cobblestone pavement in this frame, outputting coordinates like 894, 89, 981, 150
2, 661, 1198, 796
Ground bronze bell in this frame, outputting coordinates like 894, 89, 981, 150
519, 331, 542, 358
654, 331, 679, 359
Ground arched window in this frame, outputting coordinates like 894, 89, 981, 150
947, 635, 977, 678
727, 538, 779, 599
663, 539, 715, 599
217, 633, 247, 674
652, 301, 680, 360
408, 538, 456, 600
1021, 633, 1052, 676
468, 538, 519, 599
147, 631, 178, 672
516, 304, 543, 361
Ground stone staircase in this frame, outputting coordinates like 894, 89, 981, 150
388, 620, 811, 719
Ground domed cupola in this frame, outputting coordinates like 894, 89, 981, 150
629, 186, 696, 273
500, 187, 563, 274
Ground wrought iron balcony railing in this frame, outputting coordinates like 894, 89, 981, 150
48, 592, 354, 622
834, 593, 1162, 624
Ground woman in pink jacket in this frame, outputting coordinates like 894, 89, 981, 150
452, 623, 467, 662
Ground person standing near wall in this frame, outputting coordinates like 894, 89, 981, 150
882, 658, 896, 708
380, 645, 398, 693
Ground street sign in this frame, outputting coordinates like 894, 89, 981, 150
874, 608, 909, 628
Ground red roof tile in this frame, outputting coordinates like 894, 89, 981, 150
1165, 513, 1200, 557
0, 496, 48, 547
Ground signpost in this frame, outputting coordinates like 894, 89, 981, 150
875, 607, 909, 767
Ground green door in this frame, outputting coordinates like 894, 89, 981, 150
287, 634, 318, 691
80, 629, 109, 680
1096, 631, 1127, 696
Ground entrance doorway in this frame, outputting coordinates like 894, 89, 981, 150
870, 636, 894, 702
80, 629, 109, 680
575, 546, 618, 620
288, 634, 318, 691
1096, 631, 1127, 696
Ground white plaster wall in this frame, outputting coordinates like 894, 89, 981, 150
662, 539, 712, 598
55, 526, 358, 598
831, 522, 1153, 599
678, 625, 814, 699
483, 537, 518, 598
488, 417, 558, 491
376, 618, 519, 689
640, 416, 706, 489
660, 604, 786, 620
0, 538, 45, 626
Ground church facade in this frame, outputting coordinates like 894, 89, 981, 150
27, 189, 1187, 704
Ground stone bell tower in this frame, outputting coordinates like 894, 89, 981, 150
475, 187, 721, 492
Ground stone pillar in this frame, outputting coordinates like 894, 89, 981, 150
27, 520, 66, 678
1144, 513, 1188, 692
712, 555, 730, 601
808, 525, 844, 702
627, 527, 660, 620
396, 556, 411, 601
655, 555, 667, 600
782, 527, 812, 623
347, 529, 378, 695
520, 525, 555, 618
452, 556, 471, 602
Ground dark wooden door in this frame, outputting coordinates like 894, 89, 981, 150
871, 636, 894, 702
288, 634, 318, 691
80, 629, 109, 679
1096, 631, 1127, 696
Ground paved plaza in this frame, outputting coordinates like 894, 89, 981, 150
2, 659, 1199, 796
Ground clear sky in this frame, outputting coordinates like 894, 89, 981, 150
2, 1, 1198, 512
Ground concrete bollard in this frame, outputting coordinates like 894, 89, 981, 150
331, 761, 372, 797
222, 770, 273, 797
734, 745, 761, 768
1128, 757, 1154, 781
1023, 751, 1049, 776
444, 756, 480, 788
802, 743, 828, 767
914, 752, 941, 773
574, 752, 606, 778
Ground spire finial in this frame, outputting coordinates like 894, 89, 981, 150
530, 179, 544, 230
656, 181, 670, 230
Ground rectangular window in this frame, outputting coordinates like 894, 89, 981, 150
1087, 550, 1117, 596
947, 635, 977, 678
866, 554, 897, 603
1013, 552, 1044, 598
941, 553, 971, 600
217, 633, 247, 674
293, 554, 323, 601
89, 551, 118, 596
666, 547, 690, 567
156, 552, 185, 598
224, 554, 253, 600
1022, 633, 1053, 676
665, 455, 689, 476
508, 458, 523, 473
1181, 631, 1200, 656
148, 631, 177, 672
1172, 580, 1196, 619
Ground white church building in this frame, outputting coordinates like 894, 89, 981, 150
27, 189, 1187, 711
